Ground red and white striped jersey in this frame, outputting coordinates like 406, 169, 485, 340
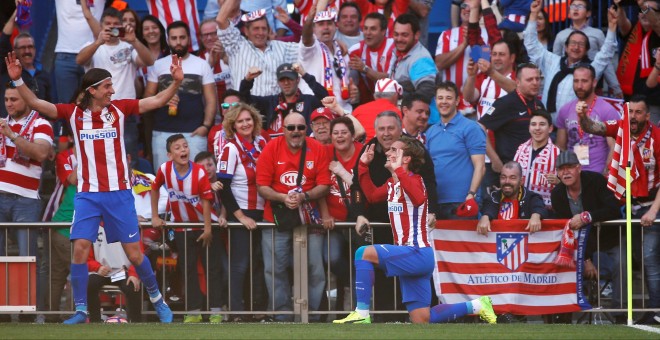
147, 0, 201, 51
0, 112, 53, 199
436, 26, 489, 91
56, 100, 138, 193
474, 72, 515, 119
348, 38, 396, 96
297, 0, 345, 24
207, 125, 229, 161
217, 138, 266, 210
153, 160, 216, 226
387, 169, 429, 248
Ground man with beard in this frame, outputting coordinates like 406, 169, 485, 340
300, 6, 353, 112
145, 21, 216, 171
348, 13, 396, 104
0, 12, 52, 117
556, 64, 618, 174
578, 94, 660, 325
550, 150, 624, 324
524, 0, 618, 116
256, 112, 331, 322
216, 0, 300, 97
477, 161, 546, 235
240, 63, 328, 139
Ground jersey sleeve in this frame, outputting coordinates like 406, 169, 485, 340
256, 139, 277, 187
197, 168, 214, 201
478, 99, 511, 131
55, 152, 74, 184
153, 165, 166, 190
217, 143, 239, 179
55, 103, 77, 120
113, 99, 141, 116
604, 119, 622, 137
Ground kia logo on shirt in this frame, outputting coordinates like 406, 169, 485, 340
280, 171, 307, 186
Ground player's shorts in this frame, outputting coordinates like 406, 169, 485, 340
374, 245, 435, 312
71, 190, 139, 244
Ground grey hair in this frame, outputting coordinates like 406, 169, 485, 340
374, 91, 397, 99
502, 161, 523, 177
13, 32, 33, 49
374, 110, 402, 130
199, 18, 218, 29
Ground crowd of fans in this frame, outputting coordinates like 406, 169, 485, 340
0, 0, 659, 325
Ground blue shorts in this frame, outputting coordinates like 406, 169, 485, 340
71, 190, 139, 244
374, 245, 435, 312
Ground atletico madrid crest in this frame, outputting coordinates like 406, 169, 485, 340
496, 233, 528, 271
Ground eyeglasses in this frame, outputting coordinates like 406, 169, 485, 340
567, 40, 587, 48
642, 3, 660, 14
460, 3, 469, 9
285, 124, 306, 132
200, 32, 217, 39
312, 120, 330, 127
15, 44, 35, 50
569, 4, 587, 10
221, 102, 240, 109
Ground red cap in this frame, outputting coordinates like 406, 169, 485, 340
456, 197, 479, 217
311, 107, 337, 122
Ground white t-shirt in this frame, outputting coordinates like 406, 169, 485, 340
146, 54, 214, 87
82, 41, 139, 100
55, 0, 106, 53
299, 39, 352, 112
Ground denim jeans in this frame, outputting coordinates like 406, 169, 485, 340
227, 210, 265, 313
0, 193, 41, 256
54, 53, 84, 104
152, 131, 207, 172
635, 206, 660, 308
261, 226, 326, 321
592, 244, 627, 310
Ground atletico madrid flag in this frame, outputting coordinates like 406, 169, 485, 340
606, 102, 633, 200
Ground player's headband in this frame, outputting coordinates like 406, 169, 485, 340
85, 77, 112, 91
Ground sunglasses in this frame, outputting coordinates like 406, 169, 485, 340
221, 102, 240, 109
642, 3, 660, 14
285, 124, 306, 132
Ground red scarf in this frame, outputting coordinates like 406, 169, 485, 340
234, 133, 267, 167
269, 90, 302, 137
554, 220, 576, 268
617, 23, 653, 95
320, 40, 349, 100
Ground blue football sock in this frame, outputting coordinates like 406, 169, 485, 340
354, 259, 374, 311
70, 263, 88, 312
429, 302, 470, 323
134, 256, 161, 301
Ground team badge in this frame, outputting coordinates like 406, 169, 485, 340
102, 111, 116, 124
219, 161, 227, 171
306, 161, 314, 169
296, 102, 304, 112
496, 233, 528, 272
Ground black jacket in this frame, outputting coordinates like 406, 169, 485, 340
349, 137, 439, 222
239, 73, 328, 131
551, 170, 622, 259
482, 186, 548, 220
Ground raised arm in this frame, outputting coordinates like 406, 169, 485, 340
80, 0, 102, 38
301, 3, 317, 47
216, 0, 240, 30
139, 55, 183, 113
5, 52, 57, 119
576, 100, 607, 136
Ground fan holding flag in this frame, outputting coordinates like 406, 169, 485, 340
577, 94, 660, 325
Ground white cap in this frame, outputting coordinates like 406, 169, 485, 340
374, 78, 402, 95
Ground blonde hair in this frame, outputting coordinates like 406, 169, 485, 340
222, 103, 263, 139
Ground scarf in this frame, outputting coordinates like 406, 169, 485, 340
547, 55, 590, 112
234, 133, 267, 167
514, 139, 560, 206
5, 110, 39, 167
617, 23, 652, 95
320, 40, 349, 100
554, 220, 576, 268
270, 89, 302, 136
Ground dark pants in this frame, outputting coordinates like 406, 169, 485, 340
87, 274, 142, 322
174, 229, 227, 311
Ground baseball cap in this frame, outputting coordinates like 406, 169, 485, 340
374, 78, 402, 95
556, 150, 580, 169
313, 10, 338, 23
455, 197, 479, 217
276, 63, 298, 80
311, 107, 337, 122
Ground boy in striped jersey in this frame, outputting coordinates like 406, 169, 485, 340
334, 136, 496, 324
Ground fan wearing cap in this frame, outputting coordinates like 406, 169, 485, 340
351, 78, 403, 142
550, 150, 623, 320
478, 161, 546, 235
216, 0, 300, 97
300, 6, 354, 112
310, 107, 337, 145
239, 62, 328, 139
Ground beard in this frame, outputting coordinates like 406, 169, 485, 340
171, 45, 189, 58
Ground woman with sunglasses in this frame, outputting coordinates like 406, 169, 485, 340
216, 103, 268, 322
208, 90, 243, 162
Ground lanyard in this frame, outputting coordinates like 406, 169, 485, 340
516, 90, 537, 115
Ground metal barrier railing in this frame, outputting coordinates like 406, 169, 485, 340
0, 220, 658, 323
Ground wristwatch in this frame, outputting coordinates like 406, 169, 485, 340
467, 191, 476, 196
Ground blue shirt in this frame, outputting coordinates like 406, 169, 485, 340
426, 112, 486, 203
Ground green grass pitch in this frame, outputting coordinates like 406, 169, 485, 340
0, 323, 658, 339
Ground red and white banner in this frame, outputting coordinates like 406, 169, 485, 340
147, 0, 201, 51
430, 220, 592, 315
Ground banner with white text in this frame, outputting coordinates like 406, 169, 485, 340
431, 219, 592, 315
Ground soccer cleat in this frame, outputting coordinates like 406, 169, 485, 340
183, 314, 203, 323
333, 311, 371, 324
478, 296, 497, 324
154, 299, 173, 323
209, 314, 223, 324
63, 311, 89, 325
